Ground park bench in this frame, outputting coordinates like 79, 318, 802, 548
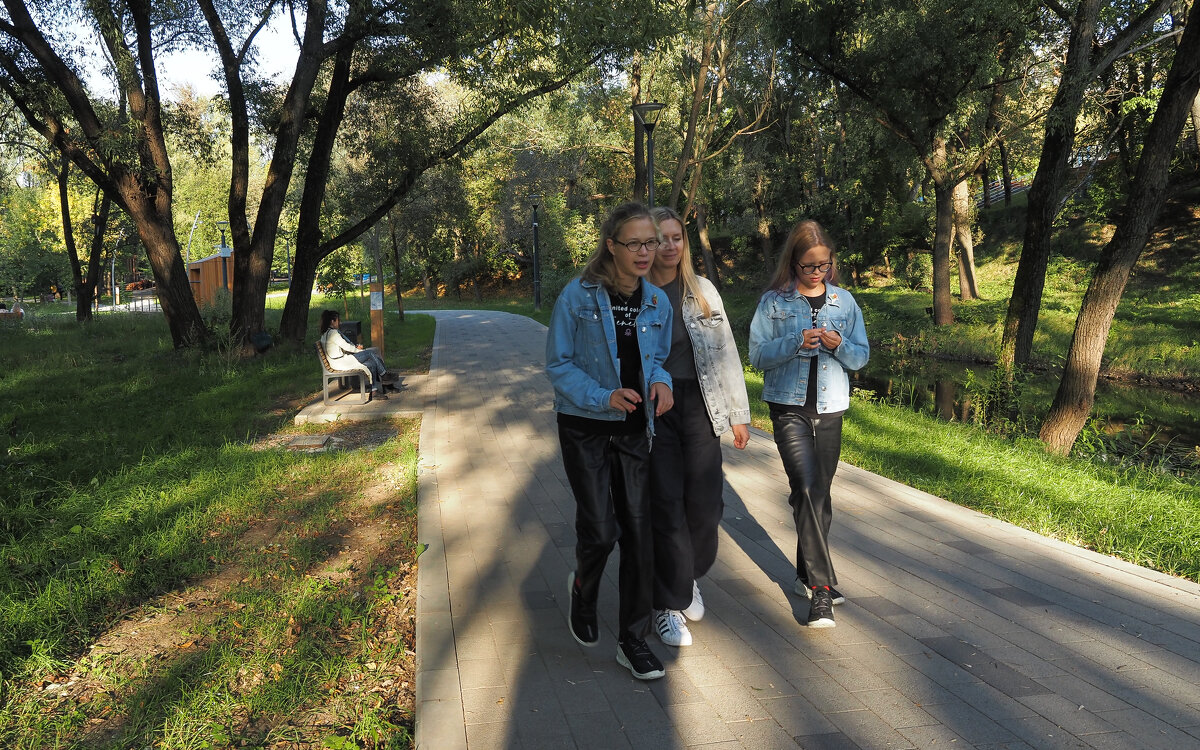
316, 341, 371, 406
0, 305, 23, 322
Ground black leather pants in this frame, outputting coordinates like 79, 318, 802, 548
769, 408, 843, 588
649, 379, 724, 610
558, 424, 654, 641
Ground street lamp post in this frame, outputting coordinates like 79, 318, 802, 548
530, 195, 542, 312
632, 102, 666, 206
216, 220, 231, 291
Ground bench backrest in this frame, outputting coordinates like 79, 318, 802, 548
316, 341, 369, 377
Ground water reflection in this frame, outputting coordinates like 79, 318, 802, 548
852, 351, 1200, 466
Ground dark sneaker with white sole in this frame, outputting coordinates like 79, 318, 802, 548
617, 637, 665, 680
567, 571, 599, 647
796, 577, 845, 605
807, 587, 836, 628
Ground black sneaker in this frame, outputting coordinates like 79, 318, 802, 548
807, 588, 836, 628
795, 577, 845, 605
616, 637, 665, 680
567, 572, 599, 647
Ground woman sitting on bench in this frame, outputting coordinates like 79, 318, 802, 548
319, 309, 395, 401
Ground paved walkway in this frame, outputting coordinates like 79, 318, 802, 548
414, 310, 1200, 750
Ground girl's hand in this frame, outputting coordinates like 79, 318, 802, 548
801, 328, 824, 349
609, 388, 643, 413
731, 423, 750, 450
650, 382, 674, 416
818, 329, 842, 349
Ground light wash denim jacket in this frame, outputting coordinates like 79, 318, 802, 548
546, 277, 673, 436
680, 276, 751, 436
748, 283, 869, 412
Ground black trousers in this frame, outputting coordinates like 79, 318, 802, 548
769, 407, 843, 588
558, 423, 654, 641
649, 379, 724, 610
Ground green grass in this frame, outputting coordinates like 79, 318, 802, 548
744, 373, 1200, 581
0, 298, 432, 749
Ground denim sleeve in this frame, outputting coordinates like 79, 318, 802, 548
545, 288, 612, 411
748, 295, 806, 371
645, 298, 673, 391
831, 298, 870, 371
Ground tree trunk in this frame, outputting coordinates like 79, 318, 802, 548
1041, 2, 1200, 454
694, 203, 722, 288
929, 139, 955, 325
631, 58, 646, 203
952, 179, 981, 300
76, 193, 111, 321
388, 216, 406, 322
931, 180, 955, 324
999, 140, 1013, 205
998, 0, 1102, 374
1191, 92, 1200, 154
668, 0, 718, 211
212, 0, 329, 346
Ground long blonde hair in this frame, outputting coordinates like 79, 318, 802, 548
651, 206, 712, 318
581, 201, 654, 293
766, 219, 838, 292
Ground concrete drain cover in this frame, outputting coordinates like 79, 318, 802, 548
288, 435, 331, 450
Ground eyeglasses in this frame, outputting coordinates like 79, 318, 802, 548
795, 261, 833, 275
612, 238, 661, 253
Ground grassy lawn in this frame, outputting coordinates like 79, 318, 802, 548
0, 298, 432, 749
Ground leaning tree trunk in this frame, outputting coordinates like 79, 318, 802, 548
1041, 2, 1200, 454
277, 230, 327, 344
694, 203, 722, 289
388, 216, 406, 322
74, 192, 111, 321
952, 178, 981, 300
998, 0, 1103, 375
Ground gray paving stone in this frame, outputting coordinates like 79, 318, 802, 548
762, 695, 838, 737
412, 311, 1200, 750
565, 710, 633, 750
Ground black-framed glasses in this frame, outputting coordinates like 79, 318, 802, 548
612, 238, 661, 253
795, 261, 833, 275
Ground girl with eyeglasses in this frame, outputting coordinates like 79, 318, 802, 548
748, 220, 869, 629
546, 201, 675, 680
645, 206, 750, 649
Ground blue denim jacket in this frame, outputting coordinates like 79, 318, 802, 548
546, 277, 674, 435
680, 276, 751, 436
748, 283, 869, 412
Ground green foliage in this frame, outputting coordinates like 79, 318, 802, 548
894, 251, 932, 290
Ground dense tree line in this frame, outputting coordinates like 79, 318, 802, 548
1, 0, 1197, 453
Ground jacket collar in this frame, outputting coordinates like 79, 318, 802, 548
777, 283, 844, 307
581, 277, 661, 308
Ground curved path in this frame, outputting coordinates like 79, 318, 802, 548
414, 310, 1200, 750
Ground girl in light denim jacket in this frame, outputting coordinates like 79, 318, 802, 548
749, 220, 869, 630
546, 202, 674, 681
646, 206, 750, 649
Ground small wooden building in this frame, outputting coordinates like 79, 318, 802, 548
188, 247, 235, 307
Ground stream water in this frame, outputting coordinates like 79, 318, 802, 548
851, 350, 1200, 471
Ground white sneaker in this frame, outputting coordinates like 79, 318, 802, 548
681, 580, 705, 621
654, 609, 693, 647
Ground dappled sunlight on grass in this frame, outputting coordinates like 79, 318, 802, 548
841, 400, 1200, 579
0, 309, 427, 748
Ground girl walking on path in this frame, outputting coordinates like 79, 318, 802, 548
748, 220, 869, 628
545, 202, 675, 680
646, 206, 750, 648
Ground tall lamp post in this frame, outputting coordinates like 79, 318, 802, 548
632, 102, 666, 206
216, 220, 231, 291
529, 195, 542, 312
